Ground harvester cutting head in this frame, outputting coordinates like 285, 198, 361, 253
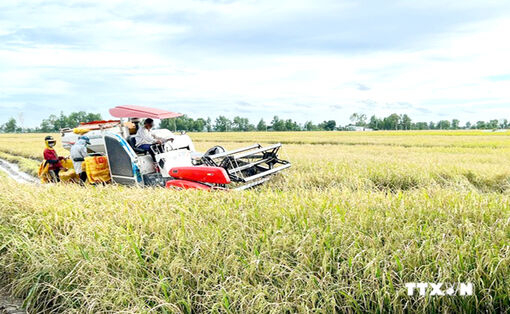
200, 143, 291, 190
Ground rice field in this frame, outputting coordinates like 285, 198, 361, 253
0, 131, 508, 313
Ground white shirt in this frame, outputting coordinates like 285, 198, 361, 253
70, 139, 88, 173
134, 127, 158, 147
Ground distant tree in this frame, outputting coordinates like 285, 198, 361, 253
161, 115, 193, 131
257, 119, 267, 131
232, 116, 242, 131
1, 117, 18, 133
475, 121, 486, 129
160, 116, 207, 132
86, 112, 102, 122
232, 116, 252, 131
304, 121, 317, 131
350, 113, 367, 126
179, 116, 196, 131
368, 115, 382, 130
319, 120, 336, 131
39, 119, 53, 132
160, 118, 176, 131
414, 122, 429, 130
39, 111, 102, 132
488, 119, 499, 129
284, 119, 300, 131
271, 116, 286, 131
214, 116, 232, 132
437, 120, 451, 130
15, 111, 510, 134
41, 114, 58, 131
451, 119, 460, 130
67, 111, 101, 127
193, 118, 206, 132
401, 114, 412, 130
206, 117, 212, 132
383, 114, 400, 130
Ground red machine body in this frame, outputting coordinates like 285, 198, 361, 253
168, 166, 231, 186
165, 180, 211, 190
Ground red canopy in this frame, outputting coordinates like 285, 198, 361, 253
109, 105, 183, 119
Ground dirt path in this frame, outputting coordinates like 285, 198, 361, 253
0, 158, 33, 313
0, 158, 38, 184
0, 291, 26, 314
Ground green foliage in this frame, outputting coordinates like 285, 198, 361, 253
303, 121, 318, 131
0, 117, 20, 133
384, 113, 400, 130
354, 112, 510, 131
401, 114, 412, 130
3, 110, 510, 134
214, 115, 232, 132
452, 119, 460, 129
437, 120, 451, 130
318, 120, 336, 131
160, 115, 206, 132
256, 119, 267, 131
270, 116, 285, 131
232, 116, 254, 131
368, 115, 381, 130
39, 111, 102, 132
350, 113, 367, 126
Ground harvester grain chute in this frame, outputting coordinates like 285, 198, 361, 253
55, 105, 291, 190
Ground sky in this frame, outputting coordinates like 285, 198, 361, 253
1, 0, 510, 128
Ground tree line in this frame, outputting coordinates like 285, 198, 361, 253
1, 111, 510, 133
0, 112, 102, 133
349, 113, 509, 130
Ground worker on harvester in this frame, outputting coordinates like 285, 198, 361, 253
42, 136, 65, 182
134, 118, 167, 161
70, 136, 91, 183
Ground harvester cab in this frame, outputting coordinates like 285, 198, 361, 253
60, 105, 291, 190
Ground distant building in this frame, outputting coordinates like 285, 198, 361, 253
346, 125, 373, 132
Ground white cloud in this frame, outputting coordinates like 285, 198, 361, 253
1, 0, 510, 126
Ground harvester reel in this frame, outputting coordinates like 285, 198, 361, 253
204, 145, 226, 157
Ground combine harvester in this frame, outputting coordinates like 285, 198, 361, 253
59, 105, 290, 190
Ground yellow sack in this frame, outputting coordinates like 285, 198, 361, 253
73, 128, 90, 135
60, 158, 74, 170
57, 157, 78, 182
59, 168, 79, 183
38, 161, 50, 183
85, 156, 111, 183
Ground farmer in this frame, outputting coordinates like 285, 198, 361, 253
70, 136, 91, 183
42, 135, 65, 182
134, 118, 163, 160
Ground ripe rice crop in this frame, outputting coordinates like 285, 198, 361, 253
0, 131, 508, 312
